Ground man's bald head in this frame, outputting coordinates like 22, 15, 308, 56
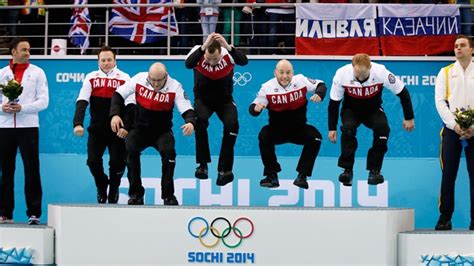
275, 59, 293, 72
148, 62, 168, 91
149, 62, 167, 77
274, 59, 294, 87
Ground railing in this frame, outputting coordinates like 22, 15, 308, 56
0, 3, 472, 56
0, 3, 297, 56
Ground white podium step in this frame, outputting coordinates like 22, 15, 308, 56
0, 224, 54, 264
49, 204, 413, 265
399, 230, 474, 266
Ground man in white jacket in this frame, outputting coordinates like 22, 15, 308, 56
434, 35, 474, 231
0, 38, 49, 225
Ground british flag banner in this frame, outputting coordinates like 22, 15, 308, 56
378, 4, 460, 55
68, 0, 91, 55
295, 4, 379, 55
109, 0, 178, 44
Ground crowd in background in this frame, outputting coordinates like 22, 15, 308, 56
0, 0, 469, 56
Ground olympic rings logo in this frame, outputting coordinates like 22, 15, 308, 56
233, 72, 252, 86
187, 216, 255, 249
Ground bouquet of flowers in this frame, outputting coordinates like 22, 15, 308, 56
0, 79, 23, 102
454, 107, 474, 130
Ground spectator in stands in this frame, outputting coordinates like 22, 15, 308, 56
88, 0, 113, 51
249, 59, 326, 189
265, 0, 295, 55
0, 38, 49, 225
198, 0, 221, 42
17, 0, 46, 54
0, 0, 22, 39
73, 46, 132, 204
242, 0, 268, 54
185, 32, 248, 186
242, 0, 294, 55
47, 0, 111, 54
328, 53, 415, 186
110, 62, 195, 206
220, 0, 243, 46
457, 0, 473, 36
434, 35, 474, 230
173, 0, 201, 55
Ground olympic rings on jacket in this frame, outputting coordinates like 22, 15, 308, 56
187, 216, 254, 248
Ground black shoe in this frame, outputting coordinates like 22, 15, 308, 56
368, 170, 384, 185
339, 169, 353, 186
260, 173, 279, 188
435, 218, 452, 230
108, 187, 119, 204
164, 196, 179, 206
470, 220, 474, 230
216, 171, 234, 186
293, 174, 309, 189
195, 164, 208, 180
97, 189, 107, 204
127, 196, 144, 205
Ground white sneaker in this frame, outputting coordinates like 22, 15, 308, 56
28, 215, 40, 225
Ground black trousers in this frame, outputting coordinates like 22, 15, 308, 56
338, 108, 390, 171
0, 128, 42, 219
194, 99, 239, 172
258, 124, 322, 176
87, 129, 126, 193
125, 128, 176, 199
439, 127, 474, 220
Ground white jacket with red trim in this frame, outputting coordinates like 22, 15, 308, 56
0, 63, 49, 128
115, 72, 194, 131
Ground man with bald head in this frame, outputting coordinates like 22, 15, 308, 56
328, 53, 415, 186
249, 60, 326, 189
110, 62, 196, 205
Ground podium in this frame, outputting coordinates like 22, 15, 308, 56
48, 204, 413, 265
0, 224, 54, 264
399, 230, 474, 265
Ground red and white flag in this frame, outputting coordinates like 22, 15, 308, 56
295, 4, 379, 55
109, 0, 178, 44
378, 4, 460, 56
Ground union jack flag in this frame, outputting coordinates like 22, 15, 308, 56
68, 0, 91, 55
109, 0, 178, 44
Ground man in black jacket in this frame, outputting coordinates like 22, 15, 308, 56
328, 54, 415, 186
185, 32, 248, 186
73, 46, 131, 204
249, 60, 326, 189
110, 63, 195, 205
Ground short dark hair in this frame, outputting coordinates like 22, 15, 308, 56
455, 35, 473, 48
98, 46, 116, 59
9, 38, 30, 54
207, 40, 221, 54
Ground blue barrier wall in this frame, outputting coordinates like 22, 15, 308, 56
4, 57, 446, 157
2, 57, 469, 229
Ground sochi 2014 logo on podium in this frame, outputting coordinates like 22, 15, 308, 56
187, 216, 256, 264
